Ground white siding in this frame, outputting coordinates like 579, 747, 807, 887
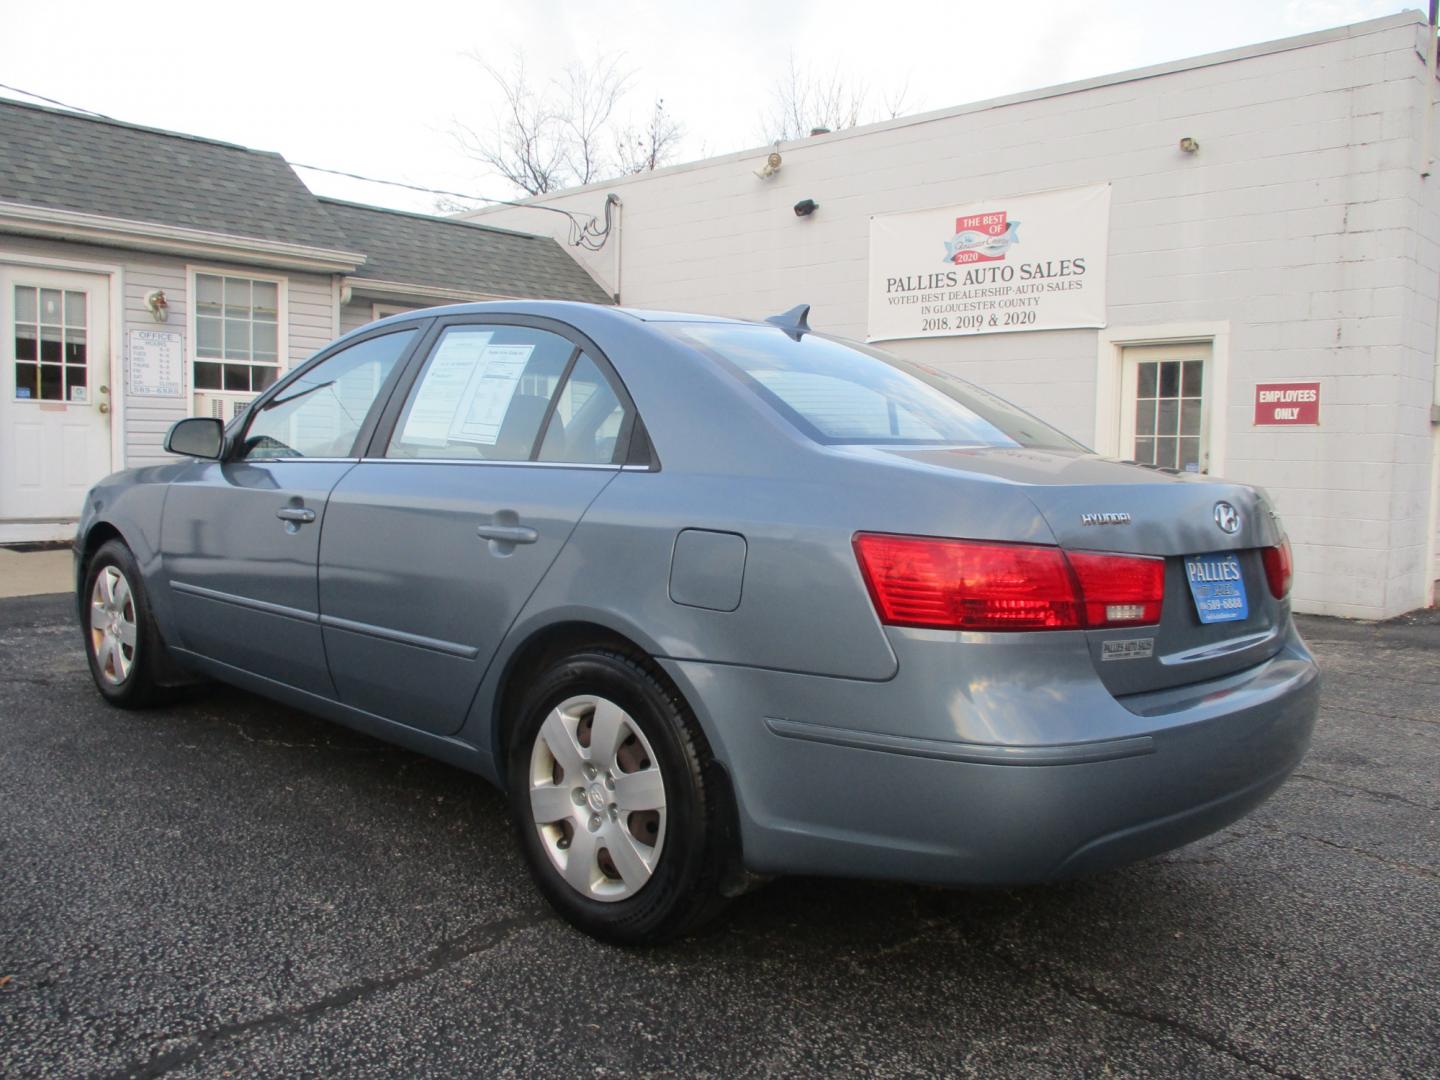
0, 235, 340, 468
339, 300, 377, 335
286, 270, 337, 371
471, 14, 1439, 618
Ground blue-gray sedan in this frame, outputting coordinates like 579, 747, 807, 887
76, 302, 1319, 943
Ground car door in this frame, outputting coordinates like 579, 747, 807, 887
317, 318, 638, 735
161, 325, 421, 694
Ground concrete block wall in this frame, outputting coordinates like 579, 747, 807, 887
471, 13, 1440, 618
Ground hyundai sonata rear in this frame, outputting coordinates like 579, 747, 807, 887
78, 300, 1319, 945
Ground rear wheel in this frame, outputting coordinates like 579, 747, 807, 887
82, 540, 167, 708
507, 649, 729, 944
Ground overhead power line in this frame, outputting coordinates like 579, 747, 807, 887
285, 161, 614, 250
0, 81, 113, 118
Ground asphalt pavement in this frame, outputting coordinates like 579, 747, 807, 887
0, 593, 1436, 1079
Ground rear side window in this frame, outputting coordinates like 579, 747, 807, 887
388, 325, 575, 461
386, 325, 635, 464
538, 354, 631, 464
668, 323, 1082, 450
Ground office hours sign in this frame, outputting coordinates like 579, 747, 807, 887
868, 184, 1110, 342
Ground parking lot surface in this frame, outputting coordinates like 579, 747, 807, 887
0, 592, 1436, 1079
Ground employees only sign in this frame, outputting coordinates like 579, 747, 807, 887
1254, 382, 1320, 425
868, 184, 1110, 342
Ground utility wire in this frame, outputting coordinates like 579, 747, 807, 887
0, 81, 113, 119
0, 82, 616, 250
287, 161, 614, 250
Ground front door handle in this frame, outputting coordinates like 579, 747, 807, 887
476, 524, 538, 544
275, 507, 317, 524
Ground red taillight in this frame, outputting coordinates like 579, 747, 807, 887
1262, 539, 1293, 599
853, 533, 1164, 632
1068, 550, 1165, 627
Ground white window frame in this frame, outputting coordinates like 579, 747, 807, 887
1117, 342, 1211, 474
372, 302, 415, 322
185, 264, 289, 417
1095, 321, 1230, 478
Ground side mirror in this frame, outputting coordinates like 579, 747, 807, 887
164, 417, 225, 459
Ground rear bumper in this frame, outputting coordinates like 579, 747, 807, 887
661, 624, 1318, 886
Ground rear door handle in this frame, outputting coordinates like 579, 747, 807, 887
275, 507, 317, 524
475, 524, 538, 544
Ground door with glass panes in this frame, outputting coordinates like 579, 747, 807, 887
1119, 342, 1211, 474
0, 266, 113, 526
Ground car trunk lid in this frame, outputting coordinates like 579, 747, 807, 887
878, 447, 1288, 695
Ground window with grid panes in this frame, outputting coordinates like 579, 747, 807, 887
1132, 357, 1204, 472
193, 273, 281, 393
13, 286, 87, 402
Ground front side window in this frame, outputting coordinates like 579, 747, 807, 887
194, 272, 282, 393
668, 323, 1082, 450
240, 329, 415, 460
388, 325, 618, 462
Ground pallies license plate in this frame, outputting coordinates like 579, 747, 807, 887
1184, 552, 1249, 624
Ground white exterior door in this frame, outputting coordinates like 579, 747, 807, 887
1119, 342, 1212, 474
0, 266, 114, 533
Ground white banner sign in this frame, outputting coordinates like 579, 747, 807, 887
127, 329, 184, 397
868, 184, 1110, 342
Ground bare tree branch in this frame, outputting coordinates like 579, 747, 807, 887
880, 75, 917, 121
454, 51, 681, 197
453, 53, 569, 196
760, 54, 916, 142
557, 55, 633, 186
615, 98, 684, 175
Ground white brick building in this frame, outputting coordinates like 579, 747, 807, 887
469, 13, 1440, 620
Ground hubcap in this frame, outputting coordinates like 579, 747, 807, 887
528, 694, 667, 902
89, 565, 138, 687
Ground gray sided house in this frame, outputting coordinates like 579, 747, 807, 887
0, 98, 608, 544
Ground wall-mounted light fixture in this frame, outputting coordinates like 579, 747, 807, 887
1179, 136, 1199, 154
145, 290, 169, 322
793, 199, 819, 218
755, 151, 783, 179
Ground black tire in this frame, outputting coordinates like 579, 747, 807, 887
506, 648, 730, 945
81, 539, 169, 709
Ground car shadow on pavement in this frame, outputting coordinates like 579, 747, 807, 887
161, 677, 1240, 966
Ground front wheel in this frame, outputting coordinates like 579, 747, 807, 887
507, 649, 729, 944
82, 539, 168, 708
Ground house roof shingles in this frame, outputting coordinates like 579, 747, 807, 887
318, 198, 611, 304
0, 98, 611, 304
0, 99, 351, 250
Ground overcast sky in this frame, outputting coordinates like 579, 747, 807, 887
0, 0, 1417, 216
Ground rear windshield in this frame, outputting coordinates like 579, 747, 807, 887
666, 322, 1084, 450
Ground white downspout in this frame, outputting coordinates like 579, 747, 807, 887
612, 195, 623, 305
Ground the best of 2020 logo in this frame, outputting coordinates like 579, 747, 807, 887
942, 211, 1021, 265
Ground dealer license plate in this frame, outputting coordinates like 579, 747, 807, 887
1184, 552, 1249, 624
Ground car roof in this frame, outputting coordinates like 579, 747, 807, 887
612, 307, 747, 324
360, 299, 755, 335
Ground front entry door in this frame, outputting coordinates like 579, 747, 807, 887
0, 266, 113, 530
